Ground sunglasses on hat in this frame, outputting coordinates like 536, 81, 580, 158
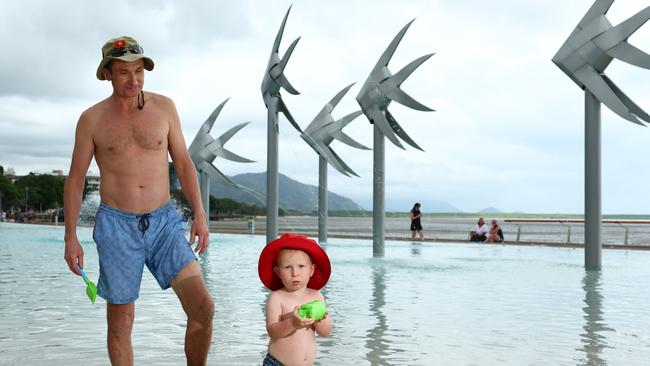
105, 44, 144, 58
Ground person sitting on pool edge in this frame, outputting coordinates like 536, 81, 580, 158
469, 217, 489, 242
258, 233, 332, 366
485, 219, 504, 243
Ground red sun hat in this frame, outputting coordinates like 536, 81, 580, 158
258, 233, 331, 291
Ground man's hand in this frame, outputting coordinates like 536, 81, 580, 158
189, 215, 210, 254
64, 235, 84, 276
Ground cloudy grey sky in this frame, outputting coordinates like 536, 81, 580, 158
1, 0, 649, 214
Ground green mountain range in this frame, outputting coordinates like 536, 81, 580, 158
209, 172, 365, 213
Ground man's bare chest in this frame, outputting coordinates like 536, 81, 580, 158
95, 116, 168, 153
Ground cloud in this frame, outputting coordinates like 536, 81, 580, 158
1, 0, 649, 214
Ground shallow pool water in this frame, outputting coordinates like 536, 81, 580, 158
1, 223, 649, 365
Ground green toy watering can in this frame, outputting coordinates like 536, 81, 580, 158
298, 300, 327, 321
77, 264, 97, 304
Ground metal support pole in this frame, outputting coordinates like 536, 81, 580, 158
373, 125, 385, 257
516, 225, 521, 242
318, 156, 328, 244
585, 91, 602, 270
200, 171, 210, 229
624, 226, 629, 245
567, 225, 572, 243
266, 109, 279, 244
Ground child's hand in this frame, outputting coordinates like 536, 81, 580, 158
313, 310, 331, 337
290, 306, 315, 329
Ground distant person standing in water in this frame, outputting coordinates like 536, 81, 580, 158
410, 203, 424, 240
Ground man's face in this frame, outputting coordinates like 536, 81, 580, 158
105, 59, 145, 98
478, 218, 484, 225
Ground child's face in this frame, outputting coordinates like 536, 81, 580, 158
273, 249, 315, 292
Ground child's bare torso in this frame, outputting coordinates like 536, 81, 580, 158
268, 289, 320, 365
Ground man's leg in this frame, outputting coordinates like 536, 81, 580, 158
172, 261, 214, 366
107, 302, 135, 366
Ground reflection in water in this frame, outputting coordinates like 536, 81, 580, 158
317, 248, 336, 356
365, 261, 390, 365
410, 242, 421, 256
578, 270, 613, 366
199, 246, 212, 288
6, 224, 650, 364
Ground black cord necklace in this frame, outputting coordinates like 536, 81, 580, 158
137, 90, 145, 110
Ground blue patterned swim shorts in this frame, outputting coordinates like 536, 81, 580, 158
93, 202, 197, 304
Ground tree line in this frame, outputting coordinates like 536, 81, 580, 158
0, 165, 96, 212
0, 164, 279, 218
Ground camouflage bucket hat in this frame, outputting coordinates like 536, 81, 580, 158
96, 36, 154, 80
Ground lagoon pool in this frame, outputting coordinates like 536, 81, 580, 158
1, 222, 649, 365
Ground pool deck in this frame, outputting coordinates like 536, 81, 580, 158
10, 218, 650, 250
209, 222, 650, 251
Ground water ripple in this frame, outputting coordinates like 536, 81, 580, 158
2, 228, 650, 364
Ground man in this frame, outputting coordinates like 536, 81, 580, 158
469, 217, 489, 242
63, 36, 213, 366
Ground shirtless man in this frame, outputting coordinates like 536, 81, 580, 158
63, 36, 213, 366
258, 234, 332, 366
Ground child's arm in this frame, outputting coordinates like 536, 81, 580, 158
313, 293, 332, 337
266, 292, 315, 340
313, 315, 331, 337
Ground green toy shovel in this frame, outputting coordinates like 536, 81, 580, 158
77, 264, 97, 304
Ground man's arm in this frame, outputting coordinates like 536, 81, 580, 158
63, 113, 94, 275
166, 97, 209, 254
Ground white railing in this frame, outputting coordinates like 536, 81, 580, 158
209, 217, 650, 247
504, 219, 650, 246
